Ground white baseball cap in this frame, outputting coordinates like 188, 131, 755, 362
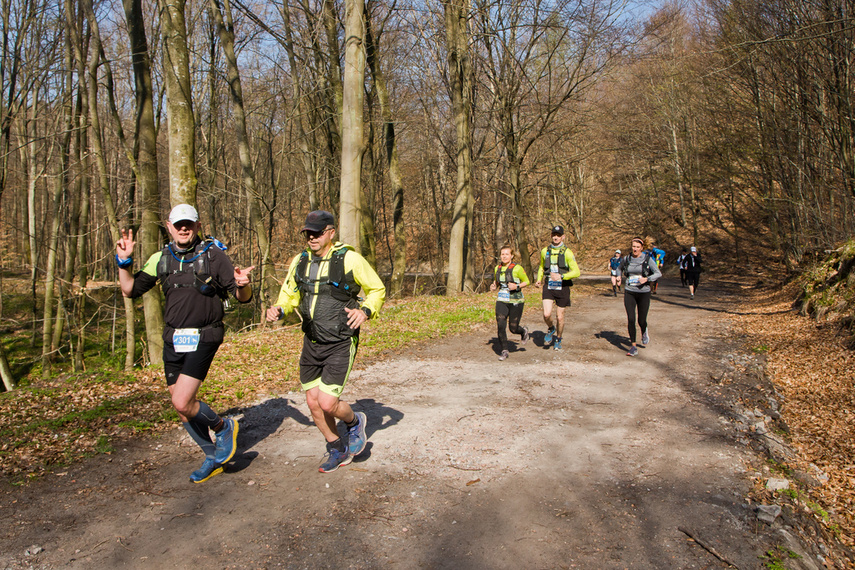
690, 246, 697, 252
168, 204, 199, 224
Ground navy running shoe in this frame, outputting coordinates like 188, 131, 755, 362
190, 457, 223, 484
348, 411, 368, 457
544, 327, 556, 344
319, 444, 352, 473
627, 346, 638, 357
214, 418, 239, 464
642, 329, 649, 346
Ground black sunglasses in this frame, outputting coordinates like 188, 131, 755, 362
303, 227, 331, 240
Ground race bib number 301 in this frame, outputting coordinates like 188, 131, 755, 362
173, 328, 201, 353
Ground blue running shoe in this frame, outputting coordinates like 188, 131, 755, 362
348, 411, 368, 456
627, 346, 638, 357
214, 418, 239, 464
641, 329, 649, 346
190, 457, 223, 484
319, 443, 352, 473
544, 327, 556, 344
553, 338, 562, 351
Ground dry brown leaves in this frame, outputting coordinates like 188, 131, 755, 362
724, 280, 855, 547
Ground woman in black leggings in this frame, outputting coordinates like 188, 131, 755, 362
620, 237, 662, 357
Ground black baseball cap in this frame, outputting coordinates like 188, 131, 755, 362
302, 210, 335, 232
551, 225, 564, 235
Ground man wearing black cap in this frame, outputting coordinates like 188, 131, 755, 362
266, 210, 386, 473
535, 225, 580, 350
117, 204, 254, 483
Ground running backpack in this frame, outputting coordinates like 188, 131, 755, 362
156, 238, 229, 300
494, 263, 517, 287
294, 247, 361, 302
620, 252, 654, 278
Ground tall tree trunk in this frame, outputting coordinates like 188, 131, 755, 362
279, 1, 321, 210
41, 151, 63, 378
365, 1, 405, 295
76, 0, 136, 370
159, 0, 197, 206
338, 0, 366, 248
209, 0, 274, 306
123, 0, 164, 365
443, 0, 473, 294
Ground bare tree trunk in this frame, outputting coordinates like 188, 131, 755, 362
122, 0, 164, 365
159, 0, 197, 206
338, 0, 366, 248
365, 1, 405, 295
0, 343, 14, 391
74, 0, 136, 370
443, 0, 473, 294
209, 0, 274, 307
41, 151, 63, 378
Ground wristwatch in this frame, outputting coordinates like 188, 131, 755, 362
361, 307, 372, 318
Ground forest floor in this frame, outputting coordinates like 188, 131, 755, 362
1, 277, 852, 569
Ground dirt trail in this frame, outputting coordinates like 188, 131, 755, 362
1, 279, 825, 569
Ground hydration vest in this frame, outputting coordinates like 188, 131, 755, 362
156, 238, 229, 300
546, 245, 570, 273
620, 252, 654, 278
293, 246, 362, 343
294, 247, 361, 302
494, 263, 517, 287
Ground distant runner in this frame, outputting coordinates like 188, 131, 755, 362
646, 241, 666, 295
609, 250, 622, 297
676, 247, 689, 288
620, 237, 661, 357
684, 246, 702, 300
490, 245, 530, 361
535, 225, 581, 351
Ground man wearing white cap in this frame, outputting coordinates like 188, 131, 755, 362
116, 204, 254, 483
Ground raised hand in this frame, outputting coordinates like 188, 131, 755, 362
116, 228, 135, 260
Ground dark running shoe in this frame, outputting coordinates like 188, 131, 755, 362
190, 457, 223, 484
627, 346, 638, 357
642, 329, 649, 346
521, 327, 530, 345
348, 411, 368, 457
498, 350, 509, 361
319, 444, 352, 473
214, 418, 239, 464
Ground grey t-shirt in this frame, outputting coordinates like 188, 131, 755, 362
624, 254, 662, 293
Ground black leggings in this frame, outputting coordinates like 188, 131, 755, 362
624, 290, 651, 344
686, 271, 700, 289
496, 301, 525, 350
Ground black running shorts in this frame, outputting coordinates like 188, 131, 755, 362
163, 341, 221, 386
299, 335, 359, 398
541, 282, 572, 307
